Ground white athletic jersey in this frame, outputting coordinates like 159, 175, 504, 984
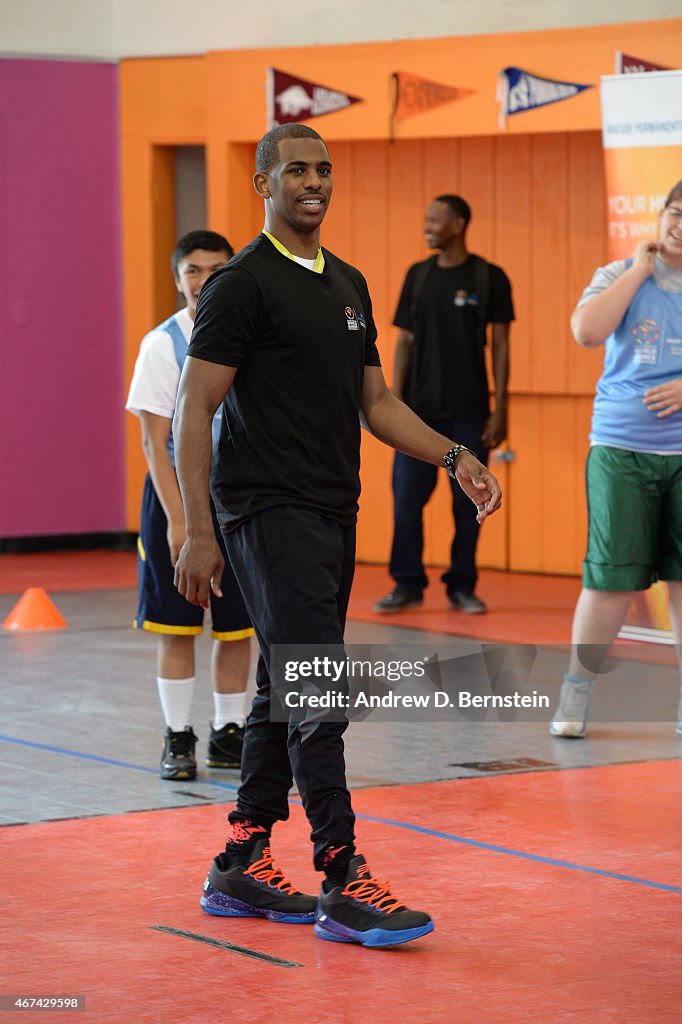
126, 308, 193, 420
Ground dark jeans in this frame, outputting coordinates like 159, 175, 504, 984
223, 505, 356, 872
390, 418, 488, 595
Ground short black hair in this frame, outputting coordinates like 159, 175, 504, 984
434, 194, 471, 229
171, 230, 234, 278
664, 179, 682, 208
256, 124, 327, 174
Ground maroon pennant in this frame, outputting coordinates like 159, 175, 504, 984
615, 51, 670, 74
267, 68, 362, 127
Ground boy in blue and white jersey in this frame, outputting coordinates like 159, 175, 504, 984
126, 231, 253, 779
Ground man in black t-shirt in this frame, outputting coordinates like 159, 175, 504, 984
375, 195, 514, 616
172, 126, 502, 949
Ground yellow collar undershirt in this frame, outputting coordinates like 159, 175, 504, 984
262, 230, 325, 273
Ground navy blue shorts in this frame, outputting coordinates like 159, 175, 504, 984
134, 475, 253, 640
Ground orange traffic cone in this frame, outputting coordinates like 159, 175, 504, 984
2, 587, 69, 631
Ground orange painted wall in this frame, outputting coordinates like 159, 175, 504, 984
121, 57, 208, 515
120, 20, 681, 576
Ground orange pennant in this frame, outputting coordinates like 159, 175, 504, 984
392, 71, 474, 123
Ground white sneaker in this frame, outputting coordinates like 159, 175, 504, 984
550, 678, 594, 738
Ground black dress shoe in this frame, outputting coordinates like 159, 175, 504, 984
373, 587, 423, 614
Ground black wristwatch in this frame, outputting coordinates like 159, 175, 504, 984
443, 444, 472, 480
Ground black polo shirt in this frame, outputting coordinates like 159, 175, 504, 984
187, 234, 381, 531
394, 255, 514, 420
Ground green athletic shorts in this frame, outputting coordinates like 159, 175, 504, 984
583, 444, 682, 591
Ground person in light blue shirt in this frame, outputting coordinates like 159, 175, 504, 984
551, 179, 682, 738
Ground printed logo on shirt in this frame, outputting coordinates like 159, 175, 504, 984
633, 318, 659, 345
632, 318, 660, 365
345, 305, 366, 331
454, 290, 479, 308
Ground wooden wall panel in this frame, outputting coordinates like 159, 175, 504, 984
506, 395, 592, 574
422, 139, 460, 210
529, 134, 570, 394
387, 141, 425, 329
495, 135, 532, 394
539, 398, 584, 575
353, 142, 391, 328
567, 132, 608, 396
150, 147, 178, 323
323, 141, 355, 265
571, 397, 593, 571
122, 140, 177, 528
423, 471, 447, 570
354, 142, 394, 564
459, 136, 496, 257
476, 454, 510, 568
507, 396, 542, 572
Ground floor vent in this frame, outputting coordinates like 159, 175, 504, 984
450, 757, 556, 773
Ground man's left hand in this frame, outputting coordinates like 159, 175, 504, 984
455, 451, 502, 523
482, 409, 507, 449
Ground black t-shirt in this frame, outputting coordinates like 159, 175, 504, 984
393, 255, 514, 419
187, 234, 382, 531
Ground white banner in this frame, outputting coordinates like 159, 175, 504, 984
601, 70, 682, 149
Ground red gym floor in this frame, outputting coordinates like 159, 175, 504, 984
0, 550, 579, 643
2, 552, 681, 1022
5, 761, 682, 1023
0, 551, 674, 663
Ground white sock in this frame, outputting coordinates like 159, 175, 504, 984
157, 676, 195, 732
213, 690, 248, 730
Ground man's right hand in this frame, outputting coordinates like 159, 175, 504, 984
174, 532, 225, 608
454, 450, 502, 524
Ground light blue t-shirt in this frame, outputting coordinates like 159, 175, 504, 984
586, 260, 682, 452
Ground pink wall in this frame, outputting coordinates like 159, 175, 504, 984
0, 59, 123, 538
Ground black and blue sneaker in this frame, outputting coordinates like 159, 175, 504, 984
314, 854, 434, 948
200, 837, 316, 924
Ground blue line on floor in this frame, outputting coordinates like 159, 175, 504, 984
0, 734, 239, 791
350, 811, 682, 894
2, 733, 680, 894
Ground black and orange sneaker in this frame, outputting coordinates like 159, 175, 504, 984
200, 838, 316, 924
314, 854, 434, 947
160, 727, 197, 780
